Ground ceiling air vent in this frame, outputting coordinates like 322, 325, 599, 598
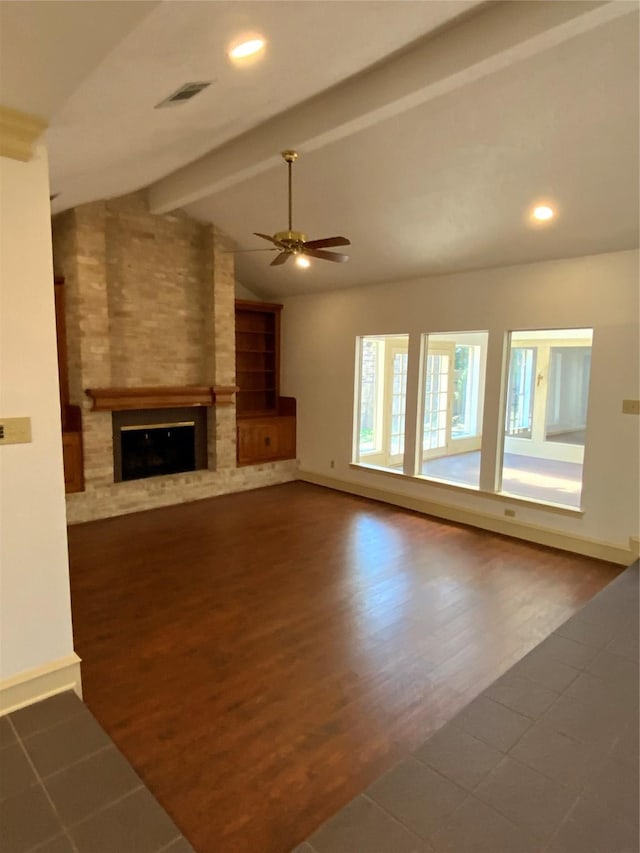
154, 81, 213, 109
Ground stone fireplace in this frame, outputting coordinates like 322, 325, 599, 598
52, 191, 296, 523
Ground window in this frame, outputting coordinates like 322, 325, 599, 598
352, 327, 594, 512
358, 338, 383, 454
544, 347, 591, 445
452, 345, 482, 438
354, 335, 409, 470
419, 332, 488, 488
501, 329, 593, 507
505, 347, 536, 438
423, 349, 450, 452
390, 350, 408, 456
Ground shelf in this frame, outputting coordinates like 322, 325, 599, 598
236, 409, 278, 418
85, 385, 239, 411
235, 300, 282, 429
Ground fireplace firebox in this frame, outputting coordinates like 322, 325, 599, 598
112, 407, 207, 482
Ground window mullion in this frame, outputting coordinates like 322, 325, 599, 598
479, 331, 508, 494
402, 333, 422, 476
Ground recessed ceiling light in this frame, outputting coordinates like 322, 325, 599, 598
228, 36, 266, 61
532, 204, 555, 221
295, 255, 310, 268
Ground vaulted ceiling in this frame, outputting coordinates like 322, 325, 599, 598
1, 0, 638, 297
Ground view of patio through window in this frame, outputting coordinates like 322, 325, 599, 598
353, 328, 594, 510
501, 329, 593, 507
355, 335, 409, 471
419, 332, 488, 488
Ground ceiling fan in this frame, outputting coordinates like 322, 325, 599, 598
239, 150, 351, 267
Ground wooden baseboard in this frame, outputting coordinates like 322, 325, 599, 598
0, 653, 82, 717
298, 470, 636, 566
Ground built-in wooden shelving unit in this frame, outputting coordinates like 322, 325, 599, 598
235, 300, 296, 465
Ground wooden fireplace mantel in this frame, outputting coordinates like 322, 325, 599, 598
85, 385, 239, 411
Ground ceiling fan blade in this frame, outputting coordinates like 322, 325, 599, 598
270, 252, 291, 266
303, 236, 351, 249
253, 232, 279, 245
231, 248, 278, 254
303, 248, 349, 263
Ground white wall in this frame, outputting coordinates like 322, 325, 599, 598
235, 280, 264, 301
0, 147, 75, 680
281, 250, 639, 554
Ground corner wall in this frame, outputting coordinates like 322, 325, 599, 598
281, 250, 639, 563
0, 146, 79, 706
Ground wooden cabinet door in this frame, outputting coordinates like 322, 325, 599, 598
62, 432, 84, 493
237, 421, 275, 465
277, 417, 296, 459
237, 417, 295, 465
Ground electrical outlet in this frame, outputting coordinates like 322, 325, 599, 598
0, 417, 32, 445
330, 460, 335, 468
622, 399, 640, 415
504, 508, 516, 518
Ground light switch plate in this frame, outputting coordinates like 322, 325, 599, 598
622, 399, 640, 415
0, 417, 32, 445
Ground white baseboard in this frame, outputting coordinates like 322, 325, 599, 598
299, 470, 637, 566
0, 653, 83, 716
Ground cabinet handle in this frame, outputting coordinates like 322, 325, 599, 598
265, 436, 271, 447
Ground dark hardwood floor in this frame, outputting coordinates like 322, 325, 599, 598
67, 481, 621, 853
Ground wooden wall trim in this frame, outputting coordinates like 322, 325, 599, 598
213, 386, 239, 406
0, 106, 47, 162
86, 385, 238, 411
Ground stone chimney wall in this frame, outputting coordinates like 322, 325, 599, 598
52, 191, 295, 523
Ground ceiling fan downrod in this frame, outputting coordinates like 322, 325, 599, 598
280, 150, 303, 244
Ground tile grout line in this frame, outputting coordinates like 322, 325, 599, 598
359, 791, 437, 847
470, 752, 582, 846
7, 716, 80, 853
9, 711, 151, 848
155, 833, 184, 853
62, 783, 145, 831
402, 645, 605, 847
486, 647, 636, 843
39, 742, 113, 782
13, 704, 87, 744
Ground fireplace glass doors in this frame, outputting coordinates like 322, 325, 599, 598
112, 407, 207, 482
121, 422, 195, 481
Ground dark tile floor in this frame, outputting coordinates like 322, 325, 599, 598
294, 562, 639, 853
0, 692, 193, 853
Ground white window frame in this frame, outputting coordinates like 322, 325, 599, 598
353, 335, 409, 468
